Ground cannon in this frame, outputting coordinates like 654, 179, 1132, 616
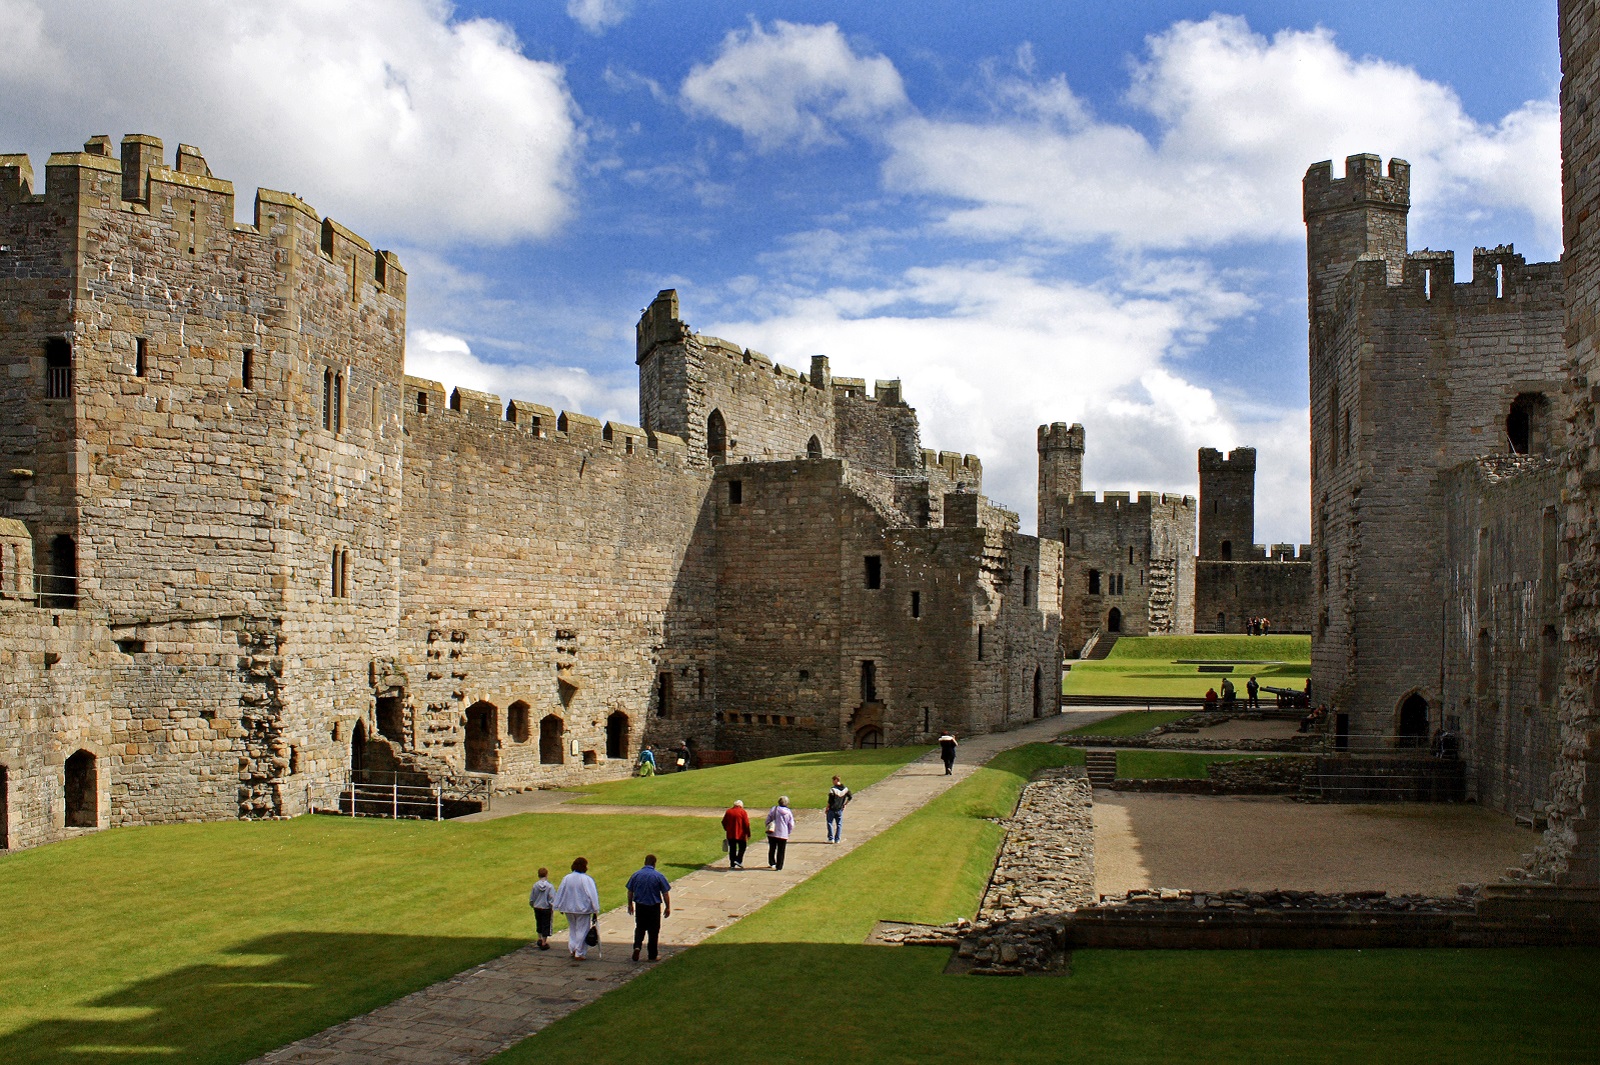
1259, 684, 1310, 709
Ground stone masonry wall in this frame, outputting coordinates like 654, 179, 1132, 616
1195, 558, 1313, 633
1055, 491, 1196, 651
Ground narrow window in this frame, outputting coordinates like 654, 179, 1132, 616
332, 372, 343, 432
706, 408, 727, 464
977, 625, 985, 661
323, 370, 334, 430
923, 708, 931, 733
44, 534, 77, 609
657, 672, 673, 718
728, 479, 743, 505
45, 338, 72, 399
1329, 383, 1341, 468
242, 348, 254, 390
1022, 567, 1032, 606
1221, 540, 1233, 561
1128, 546, 1134, 564
1088, 569, 1101, 595
697, 667, 706, 698
860, 660, 877, 703
864, 555, 882, 589
911, 590, 921, 618
1496, 262, 1505, 299
1064, 529, 1071, 547
1424, 268, 1432, 300
374, 252, 387, 287
416, 391, 428, 414
135, 338, 148, 377
331, 547, 350, 599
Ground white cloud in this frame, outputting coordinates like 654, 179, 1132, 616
567, 0, 631, 35
698, 259, 1315, 541
407, 329, 637, 424
881, 15, 1559, 251
0, 0, 582, 244
680, 21, 908, 150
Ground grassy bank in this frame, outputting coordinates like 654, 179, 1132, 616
564, 746, 930, 809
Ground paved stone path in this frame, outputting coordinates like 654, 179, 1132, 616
249, 713, 1097, 1065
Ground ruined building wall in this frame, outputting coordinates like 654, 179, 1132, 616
397, 386, 715, 788
1194, 446, 1313, 633
1442, 457, 1563, 815
1532, 0, 1600, 885
1305, 154, 1564, 757
0, 136, 406, 845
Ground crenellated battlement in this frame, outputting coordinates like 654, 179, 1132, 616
1065, 490, 1195, 511
1336, 244, 1562, 310
402, 376, 691, 467
1302, 153, 1410, 220
1198, 446, 1256, 470
1038, 421, 1086, 453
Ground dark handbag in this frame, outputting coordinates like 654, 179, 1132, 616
585, 920, 600, 947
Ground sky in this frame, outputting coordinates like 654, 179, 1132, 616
0, 0, 1562, 542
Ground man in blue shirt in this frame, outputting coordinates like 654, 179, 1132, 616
626, 854, 673, 962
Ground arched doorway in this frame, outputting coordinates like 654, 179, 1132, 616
606, 711, 629, 760
1398, 692, 1430, 748
706, 409, 727, 465
1032, 667, 1044, 718
1107, 607, 1122, 633
508, 701, 531, 743
854, 725, 884, 749
465, 702, 498, 773
807, 435, 822, 459
64, 750, 97, 828
350, 720, 367, 776
539, 714, 565, 765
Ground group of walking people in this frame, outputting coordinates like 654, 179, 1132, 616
1246, 616, 1272, 636
720, 774, 855, 871
530, 854, 675, 963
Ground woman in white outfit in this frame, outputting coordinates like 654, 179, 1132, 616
553, 856, 601, 960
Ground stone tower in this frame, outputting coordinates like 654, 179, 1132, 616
1303, 153, 1410, 318
1036, 422, 1085, 541
1197, 447, 1255, 561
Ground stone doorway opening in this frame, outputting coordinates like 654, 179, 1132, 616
1107, 607, 1123, 633
509, 701, 531, 744
606, 711, 629, 760
465, 702, 499, 773
539, 714, 565, 764
855, 725, 884, 749
376, 696, 405, 743
706, 409, 727, 464
64, 750, 97, 828
351, 720, 367, 775
1398, 692, 1430, 749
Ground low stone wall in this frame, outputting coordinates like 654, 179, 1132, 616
1109, 755, 1312, 795
977, 766, 1096, 923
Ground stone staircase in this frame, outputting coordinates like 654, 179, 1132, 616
1084, 635, 1120, 660
1084, 749, 1118, 788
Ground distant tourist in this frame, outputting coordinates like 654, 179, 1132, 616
1204, 687, 1219, 712
675, 739, 693, 771
825, 775, 852, 843
625, 854, 672, 962
1299, 704, 1327, 733
722, 799, 750, 869
938, 730, 958, 775
637, 746, 656, 777
554, 857, 602, 961
766, 796, 794, 870
1262, 617, 1271, 636
1220, 677, 1236, 708
1246, 675, 1260, 709
528, 866, 556, 951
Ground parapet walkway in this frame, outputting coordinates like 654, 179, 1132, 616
249, 713, 1099, 1065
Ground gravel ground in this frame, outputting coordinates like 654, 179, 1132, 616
1094, 792, 1538, 896
1188, 718, 1301, 740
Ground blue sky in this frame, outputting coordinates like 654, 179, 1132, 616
0, 0, 1561, 541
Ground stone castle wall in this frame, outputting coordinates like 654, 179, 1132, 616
1442, 456, 1563, 814
1194, 445, 1313, 634
1054, 490, 1196, 651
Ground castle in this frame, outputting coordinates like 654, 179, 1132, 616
1035, 425, 1308, 652
0, 137, 1060, 851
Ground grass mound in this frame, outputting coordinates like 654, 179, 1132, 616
1066, 635, 1310, 699
1116, 750, 1276, 779
1066, 711, 1192, 736
1103, 634, 1311, 662
565, 746, 929, 809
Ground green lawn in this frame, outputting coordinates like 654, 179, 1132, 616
1066, 634, 1311, 699
493, 741, 1599, 1065
0, 813, 726, 1065
1116, 750, 1274, 779
564, 745, 930, 809
1065, 710, 1192, 736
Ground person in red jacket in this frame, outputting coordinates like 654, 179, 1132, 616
721, 799, 750, 870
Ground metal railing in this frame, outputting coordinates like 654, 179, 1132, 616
308, 777, 447, 820
15, 571, 80, 609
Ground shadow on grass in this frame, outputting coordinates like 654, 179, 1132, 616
491, 940, 1600, 1065
1, 930, 525, 1065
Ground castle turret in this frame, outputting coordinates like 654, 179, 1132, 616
1037, 422, 1085, 540
1198, 447, 1256, 560
1303, 154, 1410, 321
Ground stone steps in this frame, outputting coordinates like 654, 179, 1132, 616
1084, 749, 1118, 787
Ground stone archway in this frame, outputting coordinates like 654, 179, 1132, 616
465, 702, 499, 773
706, 409, 727, 464
539, 714, 565, 765
1398, 692, 1430, 748
854, 725, 884, 749
606, 711, 629, 760
1107, 607, 1123, 633
64, 750, 97, 828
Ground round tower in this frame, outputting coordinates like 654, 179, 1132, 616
1037, 422, 1085, 541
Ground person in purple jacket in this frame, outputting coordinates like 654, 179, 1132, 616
765, 796, 794, 870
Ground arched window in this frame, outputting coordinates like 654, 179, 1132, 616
854, 725, 884, 749
508, 701, 531, 743
539, 714, 565, 765
64, 750, 97, 828
351, 720, 367, 776
706, 409, 727, 464
807, 435, 822, 459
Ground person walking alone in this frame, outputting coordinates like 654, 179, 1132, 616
722, 799, 750, 869
765, 796, 794, 870
825, 776, 852, 844
1246, 675, 1260, 709
938, 730, 958, 775
625, 854, 672, 963
553, 857, 601, 961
